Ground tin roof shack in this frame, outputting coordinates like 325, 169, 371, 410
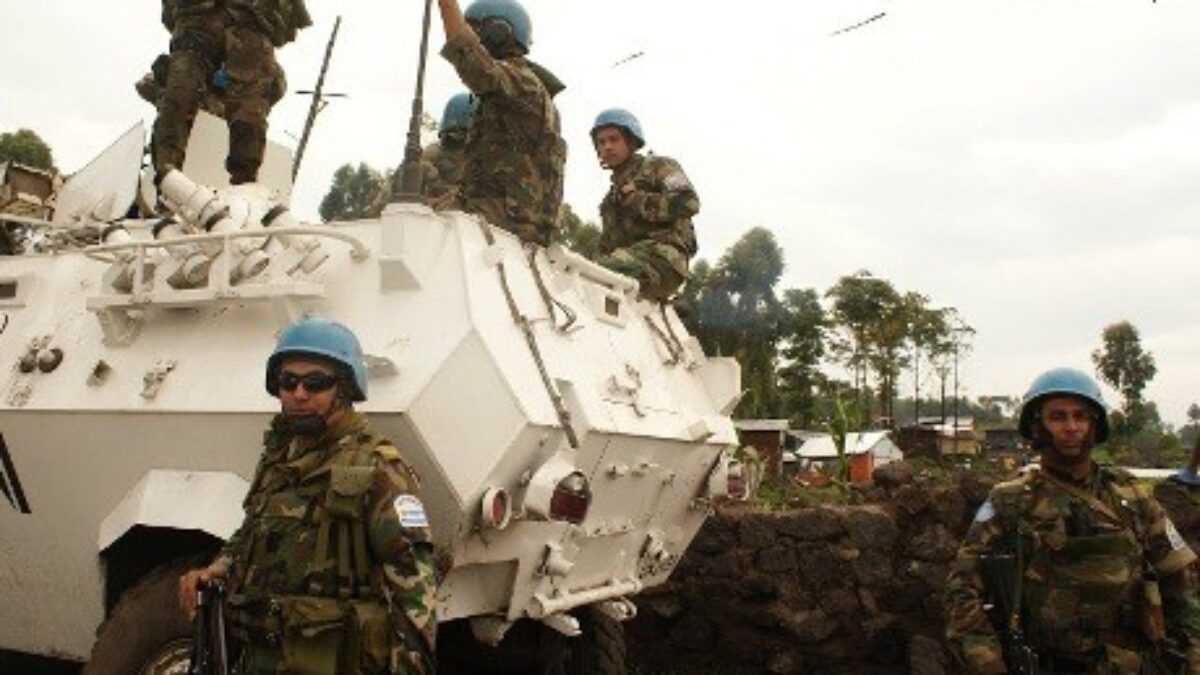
913, 416, 981, 456
984, 428, 1025, 453
0, 162, 57, 254
0, 162, 56, 220
735, 419, 790, 478
795, 432, 903, 483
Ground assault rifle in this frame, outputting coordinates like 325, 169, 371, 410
979, 529, 1038, 675
188, 579, 229, 675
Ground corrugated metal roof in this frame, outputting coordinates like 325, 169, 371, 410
797, 432, 897, 458
735, 419, 791, 432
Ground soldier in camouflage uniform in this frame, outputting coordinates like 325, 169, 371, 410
179, 318, 437, 674
372, 92, 474, 216
1154, 438, 1200, 553
152, 0, 311, 184
437, 0, 567, 246
945, 368, 1200, 675
591, 108, 699, 303
137, 52, 289, 121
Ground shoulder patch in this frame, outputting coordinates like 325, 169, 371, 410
394, 494, 430, 529
663, 171, 691, 192
1166, 518, 1188, 552
973, 499, 996, 524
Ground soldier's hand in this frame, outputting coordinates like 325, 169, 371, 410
178, 559, 229, 620
620, 182, 635, 196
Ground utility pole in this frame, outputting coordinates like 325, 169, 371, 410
393, 0, 435, 203
953, 338, 960, 454
292, 16, 346, 183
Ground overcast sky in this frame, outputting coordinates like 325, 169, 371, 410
2, 1, 1198, 427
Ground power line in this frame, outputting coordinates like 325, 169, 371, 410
830, 12, 887, 37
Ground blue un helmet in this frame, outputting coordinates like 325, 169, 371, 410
465, 0, 532, 54
440, 92, 476, 139
1018, 367, 1109, 443
590, 108, 645, 150
266, 318, 369, 402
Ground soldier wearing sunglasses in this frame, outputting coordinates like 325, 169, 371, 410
178, 318, 437, 674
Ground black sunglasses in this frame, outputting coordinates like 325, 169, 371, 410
278, 371, 339, 394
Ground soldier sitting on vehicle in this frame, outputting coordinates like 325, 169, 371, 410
944, 367, 1200, 674
178, 318, 438, 674
590, 108, 699, 304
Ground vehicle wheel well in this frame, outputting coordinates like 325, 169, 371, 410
100, 525, 222, 615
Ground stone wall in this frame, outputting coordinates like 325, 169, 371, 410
626, 462, 997, 675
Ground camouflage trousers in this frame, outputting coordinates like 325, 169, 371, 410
152, 11, 277, 184
598, 240, 687, 303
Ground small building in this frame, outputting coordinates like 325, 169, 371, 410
984, 428, 1025, 453
915, 416, 980, 456
0, 161, 56, 221
794, 431, 903, 483
735, 419, 791, 478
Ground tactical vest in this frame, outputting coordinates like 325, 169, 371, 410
166, 0, 311, 45
996, 470, 1148, 657
225, 430, 395, 675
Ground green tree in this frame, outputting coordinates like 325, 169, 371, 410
557, 203, 601, 260
318, 163, 387, 222
0, 129, 55, 171
1181, 403, 1200, 450
908, 297, 950, 424
825, 270, 902, 421
1091, 321, 1157, 425
691, 227, 787, 418
777, 288, 828, 428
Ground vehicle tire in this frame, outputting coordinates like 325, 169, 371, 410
554, 607, 626, 675
81, 559, 196, 675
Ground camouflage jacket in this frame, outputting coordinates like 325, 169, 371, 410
221, 412, 437, 674
422, 140, 466, 206
599, 152, 699, 278
945, 465, 1200, 675
165, 0, 312, 45
440, 30, 566, 246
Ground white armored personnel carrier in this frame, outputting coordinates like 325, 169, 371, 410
0, 118, 742, 674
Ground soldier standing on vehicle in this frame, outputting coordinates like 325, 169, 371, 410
590, 108, 699, 303
944, 367, 1200, 674
152, 0, 311, 185
436, 0, 567, 246
137, 53, 289, 123
178, 318, 437, 674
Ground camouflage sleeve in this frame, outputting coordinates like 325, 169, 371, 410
440, 31, 529, 102
621, 157, 700, 225
1159, 564, 1200, 674
217, 450, 272, 562
944, 499, 1009, 675
368, 449, 438, 675
1139, 488, 1198, 576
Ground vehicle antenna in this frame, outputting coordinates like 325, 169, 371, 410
292, 16, 346, 183
393, 0, 435, 203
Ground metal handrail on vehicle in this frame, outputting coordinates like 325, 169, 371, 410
82, 226, 372, 264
